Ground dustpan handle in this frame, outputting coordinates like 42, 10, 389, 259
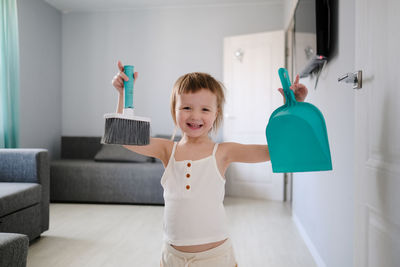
278, 68, 296, 106
123, 65, 134, 109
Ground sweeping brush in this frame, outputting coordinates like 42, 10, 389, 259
101, 65, 150, 145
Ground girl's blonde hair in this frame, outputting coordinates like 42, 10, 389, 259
170, 72, 225, 132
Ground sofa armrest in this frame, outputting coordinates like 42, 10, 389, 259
0, 149, 50, 232
0, 149, 48, 183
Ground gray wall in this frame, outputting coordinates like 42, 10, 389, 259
285, 0, 355, 266
17, 0, 62, 159
16, 1, 356, 265
61, 3, 284, 137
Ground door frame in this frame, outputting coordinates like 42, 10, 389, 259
283, 0, 298, 204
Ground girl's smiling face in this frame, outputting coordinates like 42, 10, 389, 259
175, 88, 218, 138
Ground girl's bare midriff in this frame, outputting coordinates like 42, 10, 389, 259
172, 239, 227, 253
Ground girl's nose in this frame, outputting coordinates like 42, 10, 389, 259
189, 110, 201, 120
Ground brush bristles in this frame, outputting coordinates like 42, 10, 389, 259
102, 117, 150, 145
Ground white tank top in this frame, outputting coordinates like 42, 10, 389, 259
160, 142, 229, 246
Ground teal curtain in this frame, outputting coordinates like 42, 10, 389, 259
0, 0, 20, 148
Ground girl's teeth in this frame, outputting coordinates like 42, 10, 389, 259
188, 123, 202, 128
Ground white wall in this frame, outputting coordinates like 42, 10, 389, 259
61, 3, 284, 138
17, 0, 62, 159
283, 0, 297, 29
287, 0, 355, 266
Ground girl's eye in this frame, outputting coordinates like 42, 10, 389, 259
182, 107, 191, 110
202, 108, 210, 112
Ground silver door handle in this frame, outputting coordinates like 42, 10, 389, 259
338, 70, 362, 89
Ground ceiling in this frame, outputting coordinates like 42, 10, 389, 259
44, 0, 277, 13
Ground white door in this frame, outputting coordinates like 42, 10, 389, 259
223, 31, 284, 201
354, 0, 400, 266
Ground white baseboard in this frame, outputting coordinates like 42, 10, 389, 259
292, 213, 327, 267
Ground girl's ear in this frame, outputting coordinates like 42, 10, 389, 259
216, 106, 221, 118
212, 109, 219, 129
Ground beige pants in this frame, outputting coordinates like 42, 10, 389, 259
160, 239, 237, 267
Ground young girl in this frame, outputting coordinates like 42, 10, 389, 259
112, 61, 308, 267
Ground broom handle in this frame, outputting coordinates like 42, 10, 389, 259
123, 65, 134, 109
278, 68, 296, 106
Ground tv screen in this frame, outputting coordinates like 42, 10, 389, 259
294, 0, 331, 77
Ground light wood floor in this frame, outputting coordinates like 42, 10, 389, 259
27, 197, 316, 267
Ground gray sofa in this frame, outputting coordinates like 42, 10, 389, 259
0, 149, 50, 242
50, 137, 165, 204
0, 233, 29, 267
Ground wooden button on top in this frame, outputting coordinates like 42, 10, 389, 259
187, 163, 191, 167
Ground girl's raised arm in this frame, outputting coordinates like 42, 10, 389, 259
220, 142, 270, 164
221, 74, 306, 164
123, 138, 172, 166
112, 61, 173, 166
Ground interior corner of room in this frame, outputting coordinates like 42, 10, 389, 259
2, 0, 399, 266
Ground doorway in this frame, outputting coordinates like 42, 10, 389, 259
223, 31, 285, 201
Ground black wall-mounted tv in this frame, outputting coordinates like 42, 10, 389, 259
294, 0, 331, 78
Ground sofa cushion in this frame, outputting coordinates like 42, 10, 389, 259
50, 160, 165, 204
0, 183, 41, 217
61, 136, 102, 159
94, 144, 151, 163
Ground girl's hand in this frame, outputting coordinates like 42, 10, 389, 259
112, 60, 138, 94
278, 74, 308, 103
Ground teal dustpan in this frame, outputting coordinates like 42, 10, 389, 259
266, 68, 332, 173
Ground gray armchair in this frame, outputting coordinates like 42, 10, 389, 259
0, 149, 49, 241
